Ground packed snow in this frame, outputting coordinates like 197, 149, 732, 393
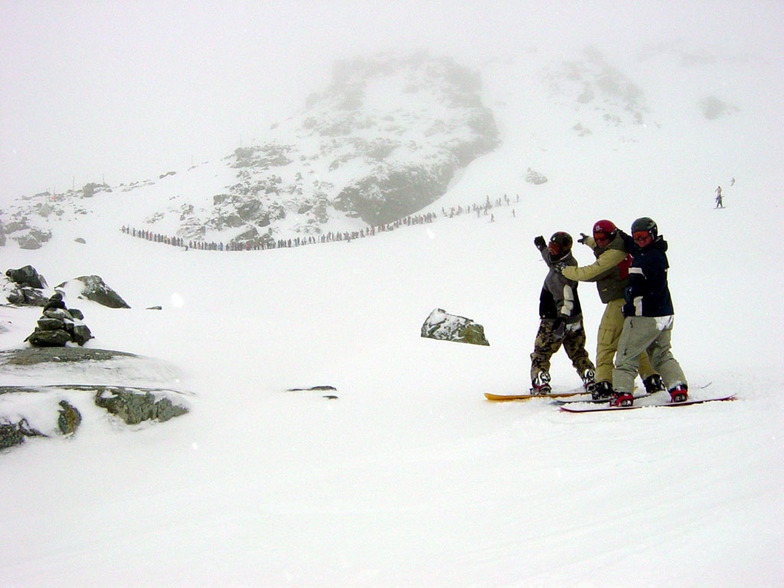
1, 51, 783, 587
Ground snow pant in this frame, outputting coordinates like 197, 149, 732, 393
613, 315, 687, 394
530, 319, 595, 383
596, 298, 657, 384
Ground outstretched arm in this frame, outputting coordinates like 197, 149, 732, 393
562, 248, 627, 282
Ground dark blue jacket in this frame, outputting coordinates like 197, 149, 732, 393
622, 237, 675, 317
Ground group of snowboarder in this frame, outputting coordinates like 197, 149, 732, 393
530, 217, 688, 407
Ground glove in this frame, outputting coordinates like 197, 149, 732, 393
577, 232, 590, 244
553, 262, 566, 274
552, 319, 566, 340
534, 235, 546, 250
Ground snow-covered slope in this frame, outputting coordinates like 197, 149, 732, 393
0, 44, 782, 586
0, 53, 498, 249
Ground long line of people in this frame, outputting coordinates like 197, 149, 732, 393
120, 193, 521, 252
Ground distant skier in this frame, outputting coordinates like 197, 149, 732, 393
530, 232, 595, 394
560, 220, 665, 400
611, 218, 688, 407
730, 177, 735, 186
715, 186, 724, 208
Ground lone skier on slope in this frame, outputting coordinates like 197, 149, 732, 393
560, 220, 666, 400
530, 232, 595, 395
715, 186, 724, 208
611, 217, 688, 407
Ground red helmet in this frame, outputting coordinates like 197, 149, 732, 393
592, 219, 617, 243
593, 219, 617, 236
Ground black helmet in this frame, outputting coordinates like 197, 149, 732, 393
548, 231, 573, 258
631, 217, 658, 241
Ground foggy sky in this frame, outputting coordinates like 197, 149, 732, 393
1, 0, 782, 202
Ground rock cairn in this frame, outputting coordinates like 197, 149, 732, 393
25, 293, 93, 347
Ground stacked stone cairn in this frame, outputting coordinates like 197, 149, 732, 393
26, 292, 93, 347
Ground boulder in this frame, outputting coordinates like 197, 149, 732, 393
94, 388, 189, 425
57, 275, 130, 309
57, 401, 82, 436
0, 421, 25, 450
421, 308, 490, 346
15, 228, 52, 249
0, 418, 46, 451
6, 287, 49, 307
6, 265, 47, 289
27, 328, 72, 347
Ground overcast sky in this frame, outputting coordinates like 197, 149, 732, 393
1, 0, 781, 202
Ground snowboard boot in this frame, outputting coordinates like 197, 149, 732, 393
610, 391, 635, 407
531, 371, 551, 395
669, 384, 688, 403
581, 368, 596, 392
643, 374, 666, 395
589, 380, 615, 401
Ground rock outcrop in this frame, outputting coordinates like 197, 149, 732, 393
421, 308, 490, 346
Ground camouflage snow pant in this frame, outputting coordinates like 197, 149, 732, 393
530, 319, 595, 384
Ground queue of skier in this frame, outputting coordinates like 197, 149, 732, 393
529, 217, 687, 407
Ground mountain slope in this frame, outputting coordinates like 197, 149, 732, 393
0, 44, 782, 586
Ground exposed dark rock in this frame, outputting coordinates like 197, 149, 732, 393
15, 228, 52, 249
57, 275, 130, 309
57, 400, 82, 435
6, 265, 47, 289
25, 296, 93, 347
0, 418, 46, 451
94, 387, 189, 425
0, 421, 25, 450
421, 308, 490, 346
0, 347, 136, 367
6, 287, 49, 307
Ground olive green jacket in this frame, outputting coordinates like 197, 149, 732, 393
561, 233, 630, 303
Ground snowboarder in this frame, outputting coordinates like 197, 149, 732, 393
715, 186, 724, 208
611, 218, 688, 406
560, 220, 665, 400
530, 232, 595, 394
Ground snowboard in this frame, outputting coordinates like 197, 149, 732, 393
485, 388, 588, 402
554, 393, 650, 406
559, 394, 735, 413
553, 382, 710, 406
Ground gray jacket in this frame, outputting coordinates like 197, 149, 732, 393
538, 249, 582, 324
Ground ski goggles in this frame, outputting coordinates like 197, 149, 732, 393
633, 231, 653, 244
